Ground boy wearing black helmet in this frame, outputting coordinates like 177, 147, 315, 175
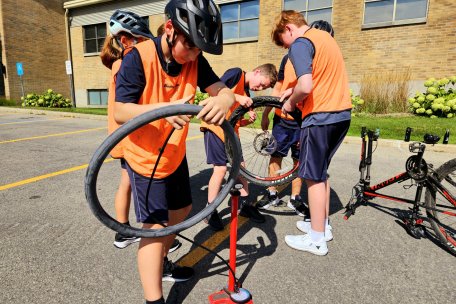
114, 1, 234, 303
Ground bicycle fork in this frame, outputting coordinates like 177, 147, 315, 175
344, 127, 376, 219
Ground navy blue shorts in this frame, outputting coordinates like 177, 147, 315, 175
271, 123, 301, 160
204, 130, 228, 166
126, 157, 192, 224
298, 120, 350, 182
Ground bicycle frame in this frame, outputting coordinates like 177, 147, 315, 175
346, 127, 456, 219
358, 127, 424, 207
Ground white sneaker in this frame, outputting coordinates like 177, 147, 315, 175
296, 220, 333, 242
284, 234, 328, 256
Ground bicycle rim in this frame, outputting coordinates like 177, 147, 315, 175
229, 96, 300, 187
85, 104, 241, 238
425, 158, 456, 255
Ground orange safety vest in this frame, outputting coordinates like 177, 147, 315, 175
200, 71, 246, 142
274, 58, 301, 121
281, 28, 352, 119
107, 47, 134, 158
120, 40, 198, 178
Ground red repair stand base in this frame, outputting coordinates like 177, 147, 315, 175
208, 185, 253, 304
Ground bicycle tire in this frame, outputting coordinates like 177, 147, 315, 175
425, 158, 456, 255
85, 104, 241, 238
229, 96, 301, 187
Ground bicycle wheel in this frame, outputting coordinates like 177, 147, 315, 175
425, 158, 456, 255
85, 104, 241, 238
229, 96, 301, 187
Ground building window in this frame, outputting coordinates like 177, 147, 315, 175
363, 0, 428, 28
283, 0, 333, 24
221, 0, 259, 42
83, 23, 107, 54
88, 89, 108, 105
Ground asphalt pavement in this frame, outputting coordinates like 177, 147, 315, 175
0, 108, 455, 304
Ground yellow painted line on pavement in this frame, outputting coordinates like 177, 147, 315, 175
0, 127, 106, 144
178, 181, 292, 268
178, 216, 249, 267
0, 133, 204, 191
0, 159, 114, 191
0, 117, 68, 126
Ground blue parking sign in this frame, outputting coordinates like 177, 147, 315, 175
16, 62, 24, 76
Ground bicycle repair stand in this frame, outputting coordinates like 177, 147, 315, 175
208, 184, 253, 304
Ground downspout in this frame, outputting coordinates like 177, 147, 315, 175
65, 9, 76, 107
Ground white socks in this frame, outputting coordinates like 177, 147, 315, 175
310, 228, 325, 243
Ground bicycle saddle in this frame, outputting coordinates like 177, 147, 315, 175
423, 133, 440, 144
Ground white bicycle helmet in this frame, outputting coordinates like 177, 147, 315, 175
109, 10, 154, 39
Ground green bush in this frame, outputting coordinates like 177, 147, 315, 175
350, 89, 365, 113
408, 76, 456, 118
21, 89, 72, 108
194, 91, 209, 105
0, 98, 17, 106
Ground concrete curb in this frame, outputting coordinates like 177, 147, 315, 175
2, 106, 455, 154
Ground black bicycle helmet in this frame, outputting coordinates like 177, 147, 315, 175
109, 10, 154, 39
165, 0, 223, 55
310, 20, 335, 37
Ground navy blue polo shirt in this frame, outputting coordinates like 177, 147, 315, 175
220, 67, 250, 96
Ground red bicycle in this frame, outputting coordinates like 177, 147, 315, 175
344, 127, 456, 255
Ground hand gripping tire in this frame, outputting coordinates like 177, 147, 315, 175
228, 96, 301, 187
85, 104, 241, 238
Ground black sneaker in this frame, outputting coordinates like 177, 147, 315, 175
113, 232, 140, 249
204, 208, 224, 231
240, 204, 266, 223
162, 257, 194, 282
287, 196, 309, 217
257, 191, 280, 209
168, 239, 182, 253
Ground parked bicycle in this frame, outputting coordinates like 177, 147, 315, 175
344, 127, 456, 255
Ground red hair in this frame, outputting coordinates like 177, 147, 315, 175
271, 10, 307, 47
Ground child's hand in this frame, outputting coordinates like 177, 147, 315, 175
280, 88, 293, 102
165, 114, 190, 130
248, 110, 256, 123
237, 95, 253, 107
197, 97, 231, 125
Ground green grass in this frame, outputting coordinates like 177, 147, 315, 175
348, 113, 455, 144
194, 112, 455, 144
0, 98, 17, 106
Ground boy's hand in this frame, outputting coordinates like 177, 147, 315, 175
165, 96, 193, 129
165, 114, 190, 130
197, 97, 231, 126
280, 88, 293, 102
282, 100, 296, 115
237, 95, 253, 107
248, 110, 257, 123
280, 88, 295, 115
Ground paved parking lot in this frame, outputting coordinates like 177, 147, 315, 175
0, 109, 455, 304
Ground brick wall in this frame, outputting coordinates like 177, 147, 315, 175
1, 0, 69, 101
70, 26, 111, 107
338, 0, 456, 85
69, 0, 455, 106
